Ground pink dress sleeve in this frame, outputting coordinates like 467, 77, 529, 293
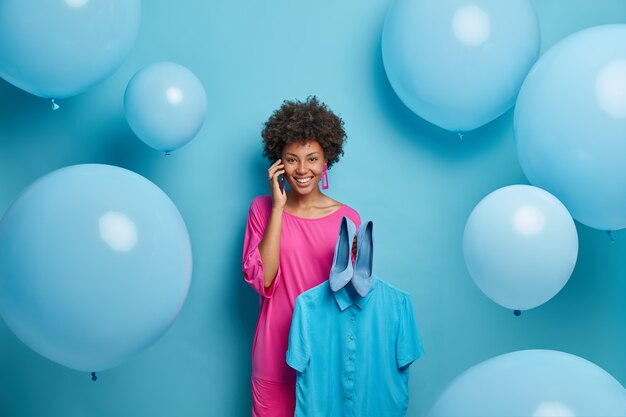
242, 196, 282, 298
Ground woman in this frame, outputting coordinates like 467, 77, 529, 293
242, 96, 361, 417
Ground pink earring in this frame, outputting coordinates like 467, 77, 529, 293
321, 163, 329, 190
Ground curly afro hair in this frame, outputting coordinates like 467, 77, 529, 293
261, 96, 346, 169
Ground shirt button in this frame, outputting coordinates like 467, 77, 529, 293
346, 395, 352, 400
348, 376, 353, 381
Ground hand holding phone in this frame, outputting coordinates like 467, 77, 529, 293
268, 159, 287, 203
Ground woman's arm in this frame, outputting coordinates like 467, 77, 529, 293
258, 159, 286, 289
258, 206, 283, 289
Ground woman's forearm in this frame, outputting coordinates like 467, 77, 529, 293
258, 207, 284, 289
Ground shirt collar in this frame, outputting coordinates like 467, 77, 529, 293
332, 276, 377, 311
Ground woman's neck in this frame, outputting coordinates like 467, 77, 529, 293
284, 190, 338, 218
286, 189, 326, 209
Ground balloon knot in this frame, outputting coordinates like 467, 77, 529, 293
457, 132, 464, 140
91, 372, 97, 382
514, 310, 521, 316
606, 230, 616, 242
51, 99, 60, 110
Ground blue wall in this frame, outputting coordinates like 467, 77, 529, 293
1, 1, 625, 416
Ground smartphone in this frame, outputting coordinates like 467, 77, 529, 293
278, 174, 285, 193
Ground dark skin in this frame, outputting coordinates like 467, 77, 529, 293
258, 140, 355, 289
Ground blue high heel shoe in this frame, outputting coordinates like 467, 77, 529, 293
329, 216, 357, 292
352, 221, 373, 297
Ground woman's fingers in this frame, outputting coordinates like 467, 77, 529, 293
269, 169, 285, 189
267, 160, 285, 181
269, 158, 282, 169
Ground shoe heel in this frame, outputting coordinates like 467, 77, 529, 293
353, 221, 373, 297
329, 216, 356, 291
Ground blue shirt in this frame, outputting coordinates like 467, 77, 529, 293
287, 276, 423, 417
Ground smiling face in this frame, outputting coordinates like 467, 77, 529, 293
281, 140, 327, 196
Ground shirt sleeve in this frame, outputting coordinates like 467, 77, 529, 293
242, 198, 282, 298
286, 297, 310, 373
396, 295, 424, 369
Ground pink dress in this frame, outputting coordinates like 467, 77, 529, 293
242, 195, 360, 416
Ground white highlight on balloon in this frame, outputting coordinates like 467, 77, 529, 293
99, 211, 138, 252
513, 205, 545, 235
532, 401, 575, 417
65, 0, 89, 8
166, 87, 183, 105
452, 5, 491, 47
595, 59, 626, 119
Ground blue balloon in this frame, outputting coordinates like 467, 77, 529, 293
382, 0, 540, 132
463, 185, 578, 311
427, 350, 626, 417
515, 25, 626, 231
124, 62, 207, 153
0, 0, 140, 99
0, 164, 192, 372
